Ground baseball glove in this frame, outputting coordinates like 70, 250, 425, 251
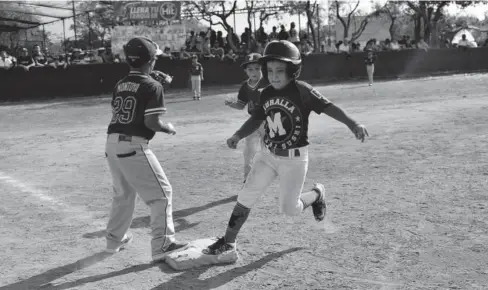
150, 70, 173, 85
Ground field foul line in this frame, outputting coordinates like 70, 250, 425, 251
0, 171, 102, 225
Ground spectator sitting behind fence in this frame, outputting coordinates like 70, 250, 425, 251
457, 34, 476, 49
288, 22, 300, 46
70, 48, 84, 65
179, 47, 191, 59
278, 25, 289, 41
417, 37, 429, 51
160, 47, 173, 59
224, 49, 238, 62
31, 44, 48, 67
268, 26, 278, 41
211, 42, 225, 60
84, 50, 103, 64
338, 38, 352, 54
324, 38, 337, 54
16, 47, 34, 71
54, 55, 68, 69
0, 50, 15, 70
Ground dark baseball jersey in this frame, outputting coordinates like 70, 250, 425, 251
107, 71, 166, 140
364, 53, 377, 65
237, 78, 269, 115
189, 62, 203, 76
251, 80, 331, 150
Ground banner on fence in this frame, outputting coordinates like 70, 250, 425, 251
114, 1, 181, 22
112, 25, 187, 58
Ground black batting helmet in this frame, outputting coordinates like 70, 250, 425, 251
259, 40, 302, 79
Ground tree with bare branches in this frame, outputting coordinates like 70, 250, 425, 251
288, 1, 324, 51
375, 1, 405, 40
184, 1, 237, 33
332, 0, 384, 42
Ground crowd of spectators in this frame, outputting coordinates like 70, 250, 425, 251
174, 23, 488, 62
0, 44, 118, 71
3, 22, 488, 72
168, 22, 314, 62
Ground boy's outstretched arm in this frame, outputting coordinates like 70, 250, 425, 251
322, 103, 358, 130
323, 104, 369, 142
227, 116, 263, 149
224, 99, 246, 110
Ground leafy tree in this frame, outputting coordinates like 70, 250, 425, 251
403, 1, 478, 46
71, 1, 115, 49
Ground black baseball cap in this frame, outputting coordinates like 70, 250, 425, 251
123, 37, 162, 68
240, 53, 262, 68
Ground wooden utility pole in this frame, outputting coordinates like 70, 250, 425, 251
72, 0, 78, 44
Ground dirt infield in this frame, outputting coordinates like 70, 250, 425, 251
0, 74, 487, 290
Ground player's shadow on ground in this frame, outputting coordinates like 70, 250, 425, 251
151, 247, 304, 290
0, 251, 113, 290
21, 247, 302, 290
82, 196, 236, 239
83, 217, 200, 239
130, 195, 237, 229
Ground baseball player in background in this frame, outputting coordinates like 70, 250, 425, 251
203, 40, 369, 259
364, 48, 376, 86
189, 55, 204, 100
104, 37, 189, 262
225, 53, 269, 182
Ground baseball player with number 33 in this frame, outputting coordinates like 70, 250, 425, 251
204, 40, 369, 259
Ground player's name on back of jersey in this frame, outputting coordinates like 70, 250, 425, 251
118, 82, 140, 93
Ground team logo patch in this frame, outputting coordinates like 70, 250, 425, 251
262, 97, 303, 150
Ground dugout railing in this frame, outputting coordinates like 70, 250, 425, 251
1, 47, 487, 101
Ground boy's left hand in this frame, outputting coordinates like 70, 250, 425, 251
352, 124, 369, 142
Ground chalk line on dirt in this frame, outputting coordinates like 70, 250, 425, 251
0, 171, 102, 224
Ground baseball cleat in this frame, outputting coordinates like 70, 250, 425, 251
311, 183, 326, 222
197, 97, 201, 100
203, 237, 237, 257
152, 241, 190, 262
105, 233, 133, 253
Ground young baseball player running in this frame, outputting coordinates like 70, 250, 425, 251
104, 37, 189, 262
189, 55, 204, 100
224, 53, 269, 182
203, 40, 369, 259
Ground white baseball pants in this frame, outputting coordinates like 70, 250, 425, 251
243, 123, 265, 180
191, 75, 201, 97
105, 133, 176, 255
237, 146, 309, 216
366, 64, 374, 84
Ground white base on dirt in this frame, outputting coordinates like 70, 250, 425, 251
164, 238, 239, 270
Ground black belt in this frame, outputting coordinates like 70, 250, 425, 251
117, 134, 149, 144
269, 147, 301, 157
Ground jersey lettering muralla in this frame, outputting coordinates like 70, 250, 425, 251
107, 71, 166, 140
252, 80, 332, 150
237, 78, 269, 115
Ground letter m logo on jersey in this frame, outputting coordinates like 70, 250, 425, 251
267, 112, 287, 138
